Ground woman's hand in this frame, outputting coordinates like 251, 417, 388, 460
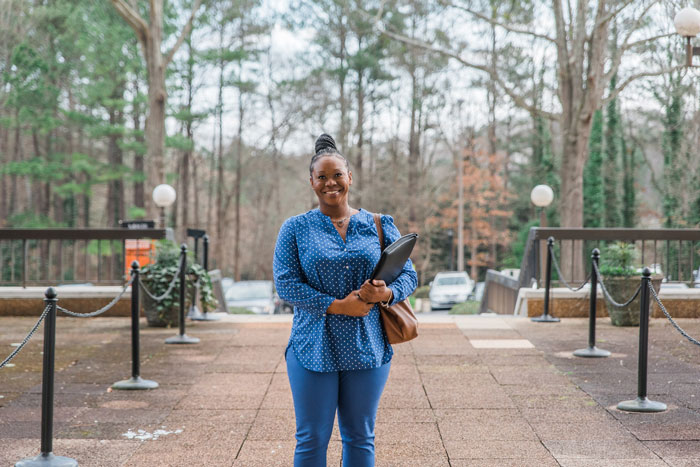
358, 279, 393, 304
327, 290, 373, 317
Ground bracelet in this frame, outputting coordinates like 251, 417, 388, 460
379, 290, 393, 307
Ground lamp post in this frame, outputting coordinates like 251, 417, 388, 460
447, 229, 454, 271
531, 184, 554, 289
152, 184, 177, 229
674, 7, 700, 66
530, 184, 554, 227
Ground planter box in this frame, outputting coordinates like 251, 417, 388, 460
602, 275, 662, 326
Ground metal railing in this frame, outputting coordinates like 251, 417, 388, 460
529, 228, 700, 285
0, 228, 166, 286
482, 227, 700, 315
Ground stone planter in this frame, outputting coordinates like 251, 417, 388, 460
142, 290, 182, 328
602, 274, 662, 326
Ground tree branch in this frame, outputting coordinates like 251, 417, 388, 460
604, 1, 663, 88
632, 134, 662, 193
602, 64, 687, 106
369, 14, 559, 121
622, 32, 675, 52
621, 0, 658, 47
447, 2, 556, 44
164, 0, 204, 66
593, 0, 637, 30
110, 0, 148, 44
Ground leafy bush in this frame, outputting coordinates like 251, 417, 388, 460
141, 240, 218, 326
599, 242, 637, 277
448, 301, 480, 315
413, 285, 430, 299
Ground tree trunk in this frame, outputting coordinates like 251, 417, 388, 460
215, 27, 225, 270
132, 78, 145, 211
559, 118, 592, 278
355, 68, 364, 206
457, 153, 464, 272
107, 83, 125, 227
233, 91, 244, 281
144, 33, 166, 219
338, 24, 348, 152
408, 68, 419, 223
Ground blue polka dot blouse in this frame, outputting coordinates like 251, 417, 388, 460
273, 208, 418, 372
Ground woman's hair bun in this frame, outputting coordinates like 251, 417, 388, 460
315, 133, 337, 155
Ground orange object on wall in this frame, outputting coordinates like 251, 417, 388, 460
125, 239, 156, 277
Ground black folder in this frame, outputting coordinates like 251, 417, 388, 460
370, 233, 418, 284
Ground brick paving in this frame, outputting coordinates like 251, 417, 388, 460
1, 312, 700, 466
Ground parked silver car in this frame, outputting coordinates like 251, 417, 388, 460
225, 280, 276, 314
429, 271, 475, 311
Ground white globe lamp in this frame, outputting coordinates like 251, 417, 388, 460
152, 184, 177, 228
152, 184, 176, 207
530, 184, 554, 208
674, 7, 700, 37
674, 8, 700, 66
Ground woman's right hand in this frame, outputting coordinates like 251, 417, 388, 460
327, 290, 373, 317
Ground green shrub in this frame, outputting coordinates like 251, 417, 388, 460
448, 301, 480, 315
141, 240, 218, 326
599, 242, 637, 276
228, 306, 255, 314
413, 285, 430, 299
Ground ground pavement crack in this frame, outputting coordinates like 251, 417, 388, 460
411, 338, 453, 467
459, 322, 563, 467
232, 349, 282, 465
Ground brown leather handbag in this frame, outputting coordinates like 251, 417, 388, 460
373, 213, 418, 344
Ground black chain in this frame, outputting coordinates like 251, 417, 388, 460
139, 261, 182, 302
548, 245, 591, 291
57, 276, 134, 318
593, 262, 643, 308
0, 305, 51, 369
649, 282, 700, 347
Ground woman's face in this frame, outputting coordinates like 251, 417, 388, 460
310, 155, 352, 209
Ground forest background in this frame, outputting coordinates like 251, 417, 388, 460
2, 0, 700, 286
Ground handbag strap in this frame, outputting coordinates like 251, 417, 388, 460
373, 213, 384, 252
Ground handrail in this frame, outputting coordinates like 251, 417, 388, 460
532, 228, 700, 241
0, 229, 166, 240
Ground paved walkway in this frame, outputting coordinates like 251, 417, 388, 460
2, 312, 700, 466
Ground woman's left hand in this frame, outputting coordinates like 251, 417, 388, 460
358, 279, 392, 304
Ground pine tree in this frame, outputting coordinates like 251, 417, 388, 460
603, 76, 622, 227
583, 110, 604, 227
662, 75, 683, 228
621, 140, 636, 227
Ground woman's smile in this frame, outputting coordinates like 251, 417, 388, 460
310, 156, 352, 208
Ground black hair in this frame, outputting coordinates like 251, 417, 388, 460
309, 133, 350, 175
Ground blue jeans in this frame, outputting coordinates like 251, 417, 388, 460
286, 348, 391, 467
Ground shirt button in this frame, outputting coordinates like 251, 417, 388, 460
346, 265, 349, 269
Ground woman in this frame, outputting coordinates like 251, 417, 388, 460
273, 133, 417, 467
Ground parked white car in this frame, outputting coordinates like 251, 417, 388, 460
429, 271, 475, 311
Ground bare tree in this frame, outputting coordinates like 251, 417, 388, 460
110, 0, 203, 217
373, 0, 682, 271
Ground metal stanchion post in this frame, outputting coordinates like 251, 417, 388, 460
165, 244, 200, 344
617, 268, 666, 412
192, 234, 219, 321
187, 278, 204, 320
113, 262, 159, 390
532, 237, 560, 322
16, 288, 77, 467
574, 249, 610, 358
203, 234, 209, 271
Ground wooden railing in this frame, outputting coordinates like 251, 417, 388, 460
0, 229, 166, 287
481, 227, 700, 315
479, 269, 520, 314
